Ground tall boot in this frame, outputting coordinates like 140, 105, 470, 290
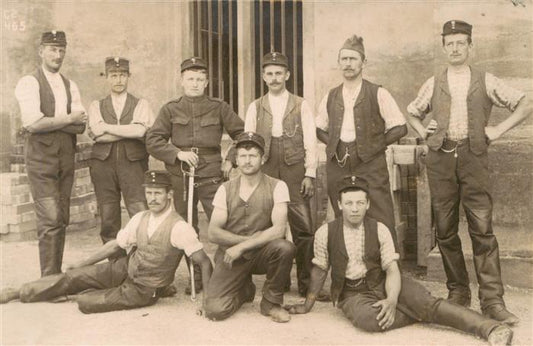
34, 197, 65, 276
432, 299, 500, 340
99, 202, 125, 261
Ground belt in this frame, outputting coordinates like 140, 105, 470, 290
441, 138, 469, 156
344, 277, 366, 289
180, 147, 220, 156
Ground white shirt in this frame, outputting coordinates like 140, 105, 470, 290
245, 90, 318, 178
212, 178, 290, 211
14, 66, 85, 128
116, 206, 203, 257
87, 93, 155, 139
316, 84, 406, 142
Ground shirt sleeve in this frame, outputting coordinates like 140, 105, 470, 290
87, 100, 103, 140
132, 98, 156, 129
485, 73, 525, 112
407, 77, 434, 119
377, 222, 400, 271
300, 100, 318, 178
69, 80, 86, 113
244, 102, 257, 132
212, 185, 228, 211
116, 212, 144, 252
315, 94, 329, 131
14, 75, 44, 128
273, 181, 290, 204
170, 220, 204, 256
377, 88, 407, 131
312, 223, 330, 271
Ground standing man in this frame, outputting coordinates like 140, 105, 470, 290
244, 52, 321, 298
146, 57, 244, 294
88, 57, 154, 259
0, 170, 213, 314
14, 31, 87, 276
316, 35, 407, 239
205, 132, 295, 323
286, 176, 513, 346
407, 20, 532, 323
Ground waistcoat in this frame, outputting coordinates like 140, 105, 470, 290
326, 80, 386, 162
254, 93, 305, 165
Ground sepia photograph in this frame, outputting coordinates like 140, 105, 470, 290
1, 0, 532, 344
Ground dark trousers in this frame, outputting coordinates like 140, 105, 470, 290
339, 275, 498, 339
89, 149, 148, 259
426, 142, 503, 309
170, 168, 221, 288
25, 132, 75, 277
19, 257, 158, 314
327, 141, 396, 242
263, 137, 314, 294
204, 239, 296, 321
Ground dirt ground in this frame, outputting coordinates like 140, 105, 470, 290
1, 226, 532, 346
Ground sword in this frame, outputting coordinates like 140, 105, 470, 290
187, 148, 198, 302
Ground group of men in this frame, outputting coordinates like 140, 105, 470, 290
2, 18, 532, 346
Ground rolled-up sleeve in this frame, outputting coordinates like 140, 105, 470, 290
69, 80, 85, 113
485, 73, 525, 112
315, 94, 329, 132
377, 88, 406, 131
377, 222, 400, 271
116, 212, 144, 252
87, 100, 103, 140
301, 100, 318, 178
15, 76, 44, 128
132, 98, 155, 129
312, 224, 330, 271
407, 77, 434, 119
171, 221, 204, 256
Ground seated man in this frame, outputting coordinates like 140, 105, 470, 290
0, 170, 212, 314
285, 176, 513, 346
205, 132, 295, 323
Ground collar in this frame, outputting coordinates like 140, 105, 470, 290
342, 82, 362, 101
148, 203, 173, 223
111, 92, 127, 104
183, 94, 207, 103
344, 221, 364, 233
267, 89, 289, 101
41, 66, 61, 79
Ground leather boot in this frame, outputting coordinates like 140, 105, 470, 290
99, 202, 126, 261
35, 198, 65, 276
432, 299, 500, 340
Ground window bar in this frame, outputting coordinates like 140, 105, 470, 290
270, 0, 274, 52
281, 0, 286, 55
292, 1, 298, 95
207, 0, 213, 96
259, 1, 264, 97
228, 0, 234, 109
196, 1, 202, 57
218, 0, 223, 99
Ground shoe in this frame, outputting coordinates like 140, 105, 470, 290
260, 298, 290, 323
185, 281, 202, 296
243, 280, 256, 303
483, 304, 519, 326
299, 288, 331, 302
447, 289, 471, 307
0, 288, 20, 304
157, 284, 177, 298
488, 325, 513, 346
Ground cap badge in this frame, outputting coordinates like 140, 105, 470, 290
114, 57, 120, 66
351, 176, 357, 184
248, 132, 254, 139
191, 57, 196, 64
451, 20, 456, 29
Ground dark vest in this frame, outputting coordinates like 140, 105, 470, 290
127, 210, 185, 288
428, 67, 493, 155
26, 68, 75, 147
327, 217, 386, 304
90, 94, 148, 161
254, 93, 305, 165
223, 173, 278, 258
326, 80, 386, 162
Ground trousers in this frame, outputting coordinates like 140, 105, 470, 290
25, 132, 75, 276
326, 141, 396, 245
262, 137, 314, 295
339, 275, 499, 339
90, 146, 148, 260
204, 239, 296, 321
426, 140, 503, 309
19, 256, 159, 314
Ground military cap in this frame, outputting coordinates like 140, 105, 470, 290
262, 51, 289, 68
41, 31, 67, 46
180, 57, 208, 72
337, 175, 369, 195
340, 35, 365, 57
105, 57, 129, 73
442, 20, 472, 36
235, 131, 265, 152
143, 170, 172, 187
